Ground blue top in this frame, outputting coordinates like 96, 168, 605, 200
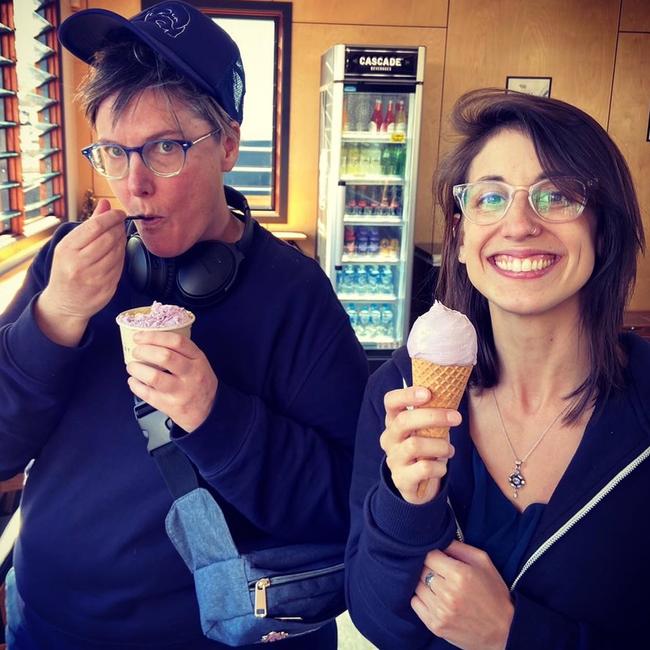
0, 220, 368, 649
464, 450, 544, 585
346, 339, 650, 649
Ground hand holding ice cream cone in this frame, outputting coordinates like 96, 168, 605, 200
407, 301, 477, 497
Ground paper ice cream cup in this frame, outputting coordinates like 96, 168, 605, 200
115, 306, 196, 364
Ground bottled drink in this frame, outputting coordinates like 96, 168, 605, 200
356, 186, 368, 216
394, 145, 406, 177
346, 187, 357, 215
344, 226, 356, 254
345, 303, 359, 329
369, 303, 383, 337
340, 143, 348, 175
367, 264, 380, 294
369, 186, 380, 215
368, 227, 380, 255
355, 97, 371, 132
369, 98, 383, 132
347, 143, 360, 175
380, 265, 394, 293
382, 99, 395, 133
342, 265, 356, 293
380, 185, 391, 215
356, 227, 369, 255
335, 268, 343, 292
369, 144, 382, 175
380, 145, 394, 176
342, 95, 350, 132
363, 187, 375, 216
379, 237, 392, 258
357, 305, 370, 338
395, 99, 406, 133
390, 185, 402, 217
356, 265, 368, 294
381, 304, 395, 338
359, 143, 371, 173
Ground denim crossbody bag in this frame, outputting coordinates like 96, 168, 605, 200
134, 398, 346, 646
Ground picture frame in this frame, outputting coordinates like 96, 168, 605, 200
647, 112, 650, 142
506, 76, 552, 98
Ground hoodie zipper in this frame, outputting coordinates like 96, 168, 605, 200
448, 497, 464, 542
509, 444, 650, 592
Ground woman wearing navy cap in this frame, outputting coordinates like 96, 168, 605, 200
0, 2, 367, 648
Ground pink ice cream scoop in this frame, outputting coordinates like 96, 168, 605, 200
116, 302, 196, 364
117, 301, 193, 328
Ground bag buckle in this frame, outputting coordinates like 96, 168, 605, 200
133, 397, 173, 453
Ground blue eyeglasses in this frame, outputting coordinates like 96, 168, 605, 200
81, 128, 220, 179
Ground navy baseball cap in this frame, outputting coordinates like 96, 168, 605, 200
58, 0, 245, 124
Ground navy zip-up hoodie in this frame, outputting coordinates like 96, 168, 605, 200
346, 336, 650, 649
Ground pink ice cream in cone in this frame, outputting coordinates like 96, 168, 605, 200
407, 301, 477, 496
407, 301, 477, 435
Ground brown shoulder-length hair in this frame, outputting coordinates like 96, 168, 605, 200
435, 88, 645, 422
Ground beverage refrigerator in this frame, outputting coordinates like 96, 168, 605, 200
316, 44, 426, 356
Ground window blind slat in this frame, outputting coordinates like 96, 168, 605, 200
0, 210, 21, 222
24, 192, 61, 213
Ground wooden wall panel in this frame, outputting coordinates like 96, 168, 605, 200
291, 0, 447, 27
434, 0, 620, 244
621, 0, 650, 31
289, 24, 446, 255
609, 33, 650, 310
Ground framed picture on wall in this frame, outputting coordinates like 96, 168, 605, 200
647, 112, 650, 142
506, 76, 552, 98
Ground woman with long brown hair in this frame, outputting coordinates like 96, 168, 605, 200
346, 88, 648, 649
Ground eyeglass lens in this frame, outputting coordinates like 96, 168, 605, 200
459, 179, 587, 223
90, 140, 186, 178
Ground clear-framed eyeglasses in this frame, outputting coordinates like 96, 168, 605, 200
452, 177, 593, 225
81, 128, 220, 180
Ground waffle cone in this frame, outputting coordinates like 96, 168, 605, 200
411, 358, 473, 438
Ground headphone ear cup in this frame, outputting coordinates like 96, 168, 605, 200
175, 241, 242, 307
126, 234, 176, 300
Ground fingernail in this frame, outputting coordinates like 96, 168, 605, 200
447, 411, 461, 425
415, 388, 429, 400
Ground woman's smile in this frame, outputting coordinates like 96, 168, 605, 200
490, 253, 559, 276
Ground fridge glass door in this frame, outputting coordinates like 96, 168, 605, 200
336, 88, 413, 349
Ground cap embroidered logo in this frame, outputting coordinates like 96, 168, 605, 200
144, 5, 190, 39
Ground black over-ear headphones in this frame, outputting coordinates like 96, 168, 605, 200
126, 186, 255, 308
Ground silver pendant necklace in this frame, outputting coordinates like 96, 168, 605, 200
492, 390, 568, 499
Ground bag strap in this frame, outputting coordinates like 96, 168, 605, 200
133, 396, 199, 499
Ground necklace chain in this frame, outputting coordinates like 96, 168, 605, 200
492, 390, 568, 499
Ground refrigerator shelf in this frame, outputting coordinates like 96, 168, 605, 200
338, 294, 397, 302
341, 254, 400, 264
343, 216, 402, 225
341, 175, 404, 184
342, 132, 407, 143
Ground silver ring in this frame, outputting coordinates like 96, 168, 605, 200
424, 571, 435, 591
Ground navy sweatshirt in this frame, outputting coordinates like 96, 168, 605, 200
0, 220, 368, 648
346, 337, 650, 649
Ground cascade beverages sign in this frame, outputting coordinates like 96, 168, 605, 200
359, 55, 404, 68
345, 47, 418, 78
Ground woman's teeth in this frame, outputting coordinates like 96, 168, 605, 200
493, 255, 556, 273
